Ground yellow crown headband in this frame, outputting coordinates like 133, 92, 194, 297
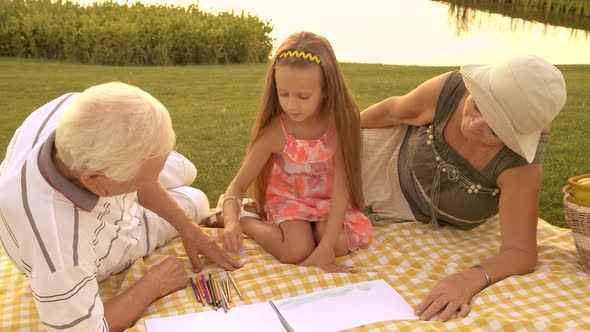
277, 50, 321, 64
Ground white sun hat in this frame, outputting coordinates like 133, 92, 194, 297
460, 55, 566, 163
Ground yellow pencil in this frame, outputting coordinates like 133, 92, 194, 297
223, 278, 229, 299
225, 278, 232, 303
210, 273, 222, 307
224, 282, 231, 309
227, 271, 244, 300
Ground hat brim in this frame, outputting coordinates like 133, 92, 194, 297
460, 64, 540, 163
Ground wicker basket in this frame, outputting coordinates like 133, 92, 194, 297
563, 173, 590, 272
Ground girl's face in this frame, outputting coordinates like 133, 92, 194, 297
460, 94, 504, 147
275, 64, 324, 123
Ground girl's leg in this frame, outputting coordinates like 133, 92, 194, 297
241, 219, 316, 264
313, 221, 350, 257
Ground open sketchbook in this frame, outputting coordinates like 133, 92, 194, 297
145, 279, 417, 332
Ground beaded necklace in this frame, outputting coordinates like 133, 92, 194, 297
425, 124, 500, 227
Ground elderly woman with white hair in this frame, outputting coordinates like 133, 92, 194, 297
0, 82, 240, 332
360, 55, 566, 321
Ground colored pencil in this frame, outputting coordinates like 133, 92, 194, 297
227, 271, 244, 300
195, 277, 206, 306
209, 283, 218, 308
198, 275, 209, 304
189, 277, 202, 304
219, 279, 230, 311
223, 278, 232, 303
199, 275, 213, 307
216, 280, 229, 313
220, 278, 227, 299
227, 278, 233, 302
209, 273, 221, 307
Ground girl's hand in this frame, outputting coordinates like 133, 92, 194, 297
414, 269, 485, 321
223, 222, 243, 254
301, 244, 351, 273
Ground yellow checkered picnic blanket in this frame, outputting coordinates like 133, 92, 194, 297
2, 218, 589, 331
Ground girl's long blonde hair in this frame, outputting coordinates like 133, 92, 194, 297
248, 31, 364, 211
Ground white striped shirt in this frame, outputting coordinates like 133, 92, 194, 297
0, 94, 161, 331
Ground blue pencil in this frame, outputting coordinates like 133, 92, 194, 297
216, 280, 229, 313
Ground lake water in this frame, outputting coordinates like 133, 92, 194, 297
74, 0, 590, 66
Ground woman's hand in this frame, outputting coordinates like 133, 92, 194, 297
223, 222, 244, 254
300, 243, 351, 273
179, 222, 241, 272
414, 268, 486, 321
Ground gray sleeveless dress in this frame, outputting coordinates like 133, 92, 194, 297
362, 71, 549, 230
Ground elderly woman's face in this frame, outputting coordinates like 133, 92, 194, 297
461, 95, 504, 147
85, 155, 168, 197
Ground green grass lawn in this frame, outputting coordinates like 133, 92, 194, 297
1, 57, 589, 227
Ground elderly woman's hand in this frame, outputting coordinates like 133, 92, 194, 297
179, 222, 242, 272
414, 268, 487, 321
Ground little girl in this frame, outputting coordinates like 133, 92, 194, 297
208, 31, 372, 272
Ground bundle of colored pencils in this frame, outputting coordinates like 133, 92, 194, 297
189, 272, 244, 313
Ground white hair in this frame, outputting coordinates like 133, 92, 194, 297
55, 82, 176, 182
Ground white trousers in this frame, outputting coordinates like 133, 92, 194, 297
143, 151, 210, 252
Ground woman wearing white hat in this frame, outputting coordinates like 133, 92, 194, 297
360, 55, 566, 321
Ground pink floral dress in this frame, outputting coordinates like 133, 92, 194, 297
264, 117, 373, 251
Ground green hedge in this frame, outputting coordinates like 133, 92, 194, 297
0, 0, 274, 65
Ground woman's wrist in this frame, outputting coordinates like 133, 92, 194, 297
466, 265, 491, 293
470, 265, 492, 288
